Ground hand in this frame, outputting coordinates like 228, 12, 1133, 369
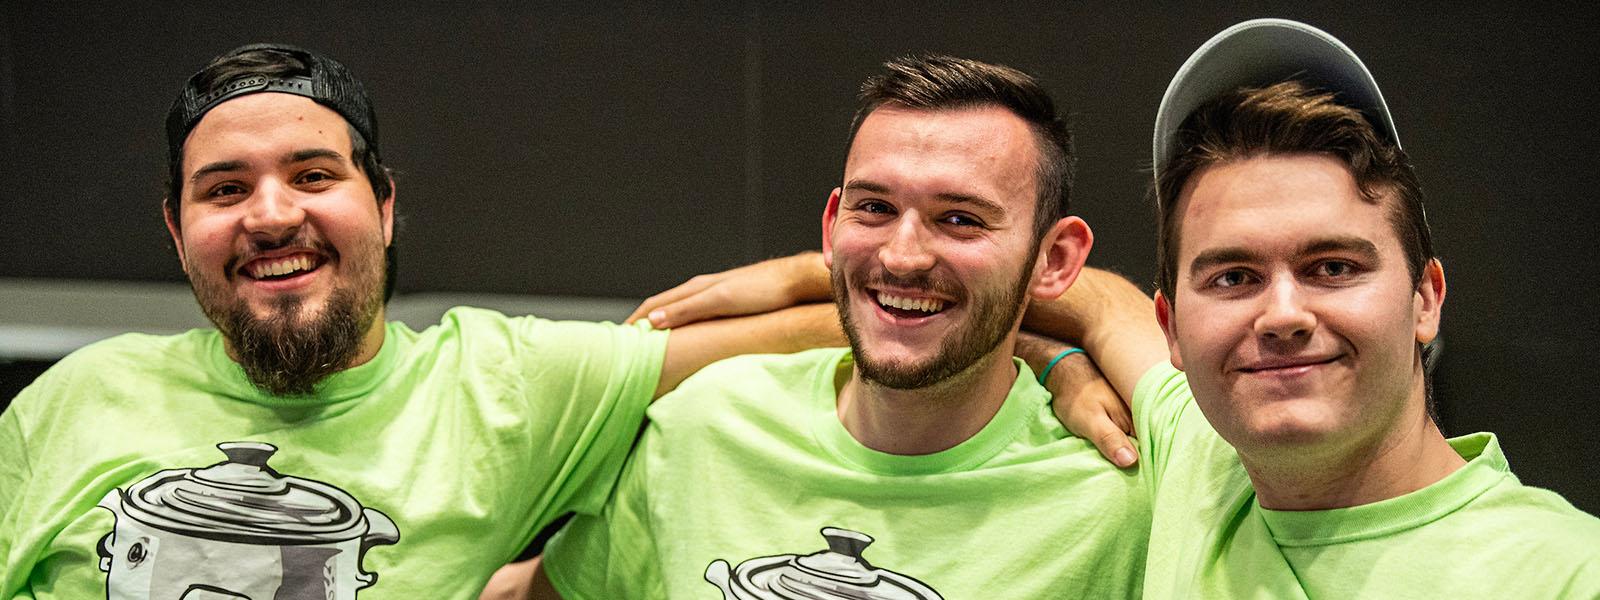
1046, 351, 1139, 468
629, 252, 830, 329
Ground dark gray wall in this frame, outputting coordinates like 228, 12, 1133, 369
3, 3, 1596, 512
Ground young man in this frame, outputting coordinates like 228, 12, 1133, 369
0, 44, 1125, 600
533, 55, 1150, 599
0, 43, 848, 600
1120, 19, 1600, 597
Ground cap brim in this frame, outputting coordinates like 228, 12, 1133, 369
1152, 18, 1398, 182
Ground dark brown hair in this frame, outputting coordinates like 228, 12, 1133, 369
848, 54, 1075, 241
1155, 79, 1433, 299
1155, 79, 1440, 394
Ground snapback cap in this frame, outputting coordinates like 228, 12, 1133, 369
166, 43, 381, 163
1152, 18, 1398, 189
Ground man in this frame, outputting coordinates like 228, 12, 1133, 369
0, 44, 1125, 600
532, 55, 1150, 599
1075, 19, 1600, 597
0, 43, 850, 600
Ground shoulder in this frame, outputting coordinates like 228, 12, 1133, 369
19, 330, 210, 393
648, 348, 843, 420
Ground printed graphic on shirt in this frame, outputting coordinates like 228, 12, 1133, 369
704, 527, 944, 600
94, 441, 400, 600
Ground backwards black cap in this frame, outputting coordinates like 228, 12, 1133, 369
165, 43, 397, 302
165, 42, 381, 163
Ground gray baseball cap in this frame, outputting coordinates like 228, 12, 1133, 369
1152, 18, 1399, 189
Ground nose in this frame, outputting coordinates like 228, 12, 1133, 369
877, 216, 935, 276
240, 180, 305, 239
1253, 276, 1316, 342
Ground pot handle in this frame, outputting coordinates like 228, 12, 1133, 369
96, 532, 115, 573
355, 507, 401, 588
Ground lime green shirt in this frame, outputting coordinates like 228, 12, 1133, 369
1134, 363, 1600, 598
546, 348, 1150, 599
0, 307, 666, 599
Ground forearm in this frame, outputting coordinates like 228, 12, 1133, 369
655, 303, 843, 397
1022, 267, 1168, 400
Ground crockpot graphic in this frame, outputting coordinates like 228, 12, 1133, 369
95, 441, 400, 600
705, 527, 944, 600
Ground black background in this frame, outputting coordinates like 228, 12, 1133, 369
2, 3, 1596, 513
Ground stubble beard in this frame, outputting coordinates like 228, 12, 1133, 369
833, 253, 1035, 390
187, 235, 386, 397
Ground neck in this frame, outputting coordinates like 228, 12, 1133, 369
1242, 382, 1466, 510
836, 342, 1019, 455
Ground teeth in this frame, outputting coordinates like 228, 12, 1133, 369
249, 255, 315, 279
877, 292, 945, 314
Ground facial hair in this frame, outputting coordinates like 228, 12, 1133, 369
833, 250, 1037, 390
186, 231, 385, 396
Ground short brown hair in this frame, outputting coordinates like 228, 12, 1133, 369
847, 54, 1075, 241
1155, 80, 1434, 300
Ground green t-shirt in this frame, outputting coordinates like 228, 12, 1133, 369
545, 348, 1150, 600
0, 307, 667, 599
1134, 362, 1600, 599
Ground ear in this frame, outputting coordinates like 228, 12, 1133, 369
1154, 290, 1185, 371
380, 176, 397, 247
1029, 216, 1093, 300
1413, 258, 1446, 344
821, 187, 842, 269
163, 199, 187, 268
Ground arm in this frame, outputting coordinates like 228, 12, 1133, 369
655, 303, 844, 398
479, 557, 543, 600
1017, 332, 1138, 467
628, 252, 832, 329
1021, 267, 1169, 404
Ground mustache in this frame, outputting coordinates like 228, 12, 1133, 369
225, 232, 336, 274
848, 269, 964, 301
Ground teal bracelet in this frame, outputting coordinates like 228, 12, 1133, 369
1037, 347, 1085, 384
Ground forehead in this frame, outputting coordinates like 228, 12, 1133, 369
844, 105, 1039, 204
181, 92, 354, 174
1174, 153, 1402, 264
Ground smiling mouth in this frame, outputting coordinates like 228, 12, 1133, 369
241, 253, 326, 281
871, 290, 949, 319
1238, 355, 1343, 373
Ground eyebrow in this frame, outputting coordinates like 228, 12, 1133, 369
1187, 235, 1384, 277
188, 148, 348, 184
843, 179, 1006, 215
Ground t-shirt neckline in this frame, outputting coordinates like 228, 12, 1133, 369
1257, 433, 1508, 546
202, 321, 405, 407
808, 349, 1047, 476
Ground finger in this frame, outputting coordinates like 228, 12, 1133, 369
1067, 404, 1138, 468
628, 274, 721, 324
641, 285, 737, 329
1087, 414, 1139, 468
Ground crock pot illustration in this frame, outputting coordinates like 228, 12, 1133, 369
95, 441, 400, 600
705, 527, 944, 600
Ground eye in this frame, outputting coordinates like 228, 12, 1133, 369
939, 213, 984, 228
859, 200, 894, 214
207, 183, 246, 199
1312, 259, 1360, 278
1209, 269, 1257, 288
296, 170, 337, 186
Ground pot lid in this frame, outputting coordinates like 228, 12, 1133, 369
119, 442, 368, 544
716, 528, 943, 600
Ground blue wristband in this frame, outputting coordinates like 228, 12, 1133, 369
1037, 347, 1085, 384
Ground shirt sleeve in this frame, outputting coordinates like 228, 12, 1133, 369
543, 434, 665, 600
1131, 361, 1194, 489
505, 315, 669, 522
1, 373, 41, 599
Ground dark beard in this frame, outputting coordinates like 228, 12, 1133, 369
217, 287, 378, 396
833, 251, 1037, 390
